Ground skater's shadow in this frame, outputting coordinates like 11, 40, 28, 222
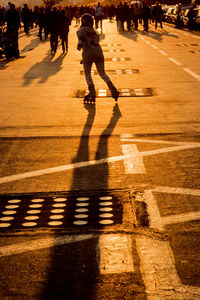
42, 103, 123, 299
23, 51, 66, 85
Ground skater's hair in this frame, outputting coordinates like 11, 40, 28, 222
81, 13, 93, 28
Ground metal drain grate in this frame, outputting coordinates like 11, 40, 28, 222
76, 88, 153, 98
80, 69, 140, 75
0, 193, 123, 230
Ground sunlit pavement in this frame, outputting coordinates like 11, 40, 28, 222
0, 20, 200, 299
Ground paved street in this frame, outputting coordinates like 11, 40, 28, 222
0, 19, 200, 299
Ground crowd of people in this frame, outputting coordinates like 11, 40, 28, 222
0, 1, 164, 58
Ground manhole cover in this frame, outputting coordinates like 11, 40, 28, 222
0, 192, 123, 230
76, 88, 153, 98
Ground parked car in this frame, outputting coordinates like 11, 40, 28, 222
183, 6, 200, 29
165, 6, 175, 23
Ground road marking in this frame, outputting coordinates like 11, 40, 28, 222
120, 136, 196, 145
192, 35, 200, 39
145, 40, 150, 44
169, 57, 182, 65
150, 44, 158, 49
152, 185, 200, 196
183, 32, 189, 36
183, 68, 200, 80
159, 50, 168, 56
0, 234, 95, 257
162, 211, 200, 225
137, 190, 164, 230
98, 234, 134, 274
0, 143, 199, 184
136, 236, 200, 299
121, 144, 146, 174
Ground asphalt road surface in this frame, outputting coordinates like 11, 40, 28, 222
0, 19, 200, 299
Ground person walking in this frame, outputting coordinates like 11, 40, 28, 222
77, 14, 119, 103
153, 2, 163, 29
142, 1, 150, 32
94, 2, 104, 32
21, 4, 30, 35
48, 7, 59, 53
59, 10, 71, 53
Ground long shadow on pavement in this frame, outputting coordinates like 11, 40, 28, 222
23, 51, 67, 86
42, 103, 122, 300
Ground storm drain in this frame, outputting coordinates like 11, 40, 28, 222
80, 69, 140, 75
0, 193, 123, 230
105, 57, 131, 61
76, 88, 153, 98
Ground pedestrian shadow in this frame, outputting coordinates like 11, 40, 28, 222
20, 37, 41, 53
23, 51, 66, 85
42, 103, 123, 300
118, 29, 138, 42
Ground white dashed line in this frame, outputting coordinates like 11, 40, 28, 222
169, 57, 182, 65
150, 44, 158, 49
145, 40, 150, 44
183, 68, 200, 80
159, 50, 168, 56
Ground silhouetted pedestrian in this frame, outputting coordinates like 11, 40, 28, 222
59, 10, 71, 53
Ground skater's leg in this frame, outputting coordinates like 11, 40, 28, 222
95, 61, 119, 101
83, 60, 96, 98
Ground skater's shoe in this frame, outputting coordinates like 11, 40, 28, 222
107, 81, 120, 102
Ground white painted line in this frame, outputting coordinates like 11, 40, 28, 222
145, 40, 150, 44
183, 68, 200, 80
116, 69, 122, 75
1, 144, 200, 184
98, 234, 134, 274
0, 234, 95, 257
134, 88, 144, 96
136, 236, 200, 298
152, 185, 200, 196
120, 137, 196, 145
112, 57, 117, 61
121, 144, 146, 174
192, 35, 200, 39
159, 50, 168, 56
183, 32, 189, 36
137, 190, 164, 230
150, 44, 158, 49
162, 211, 200, 225
169, 57, 182, 65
